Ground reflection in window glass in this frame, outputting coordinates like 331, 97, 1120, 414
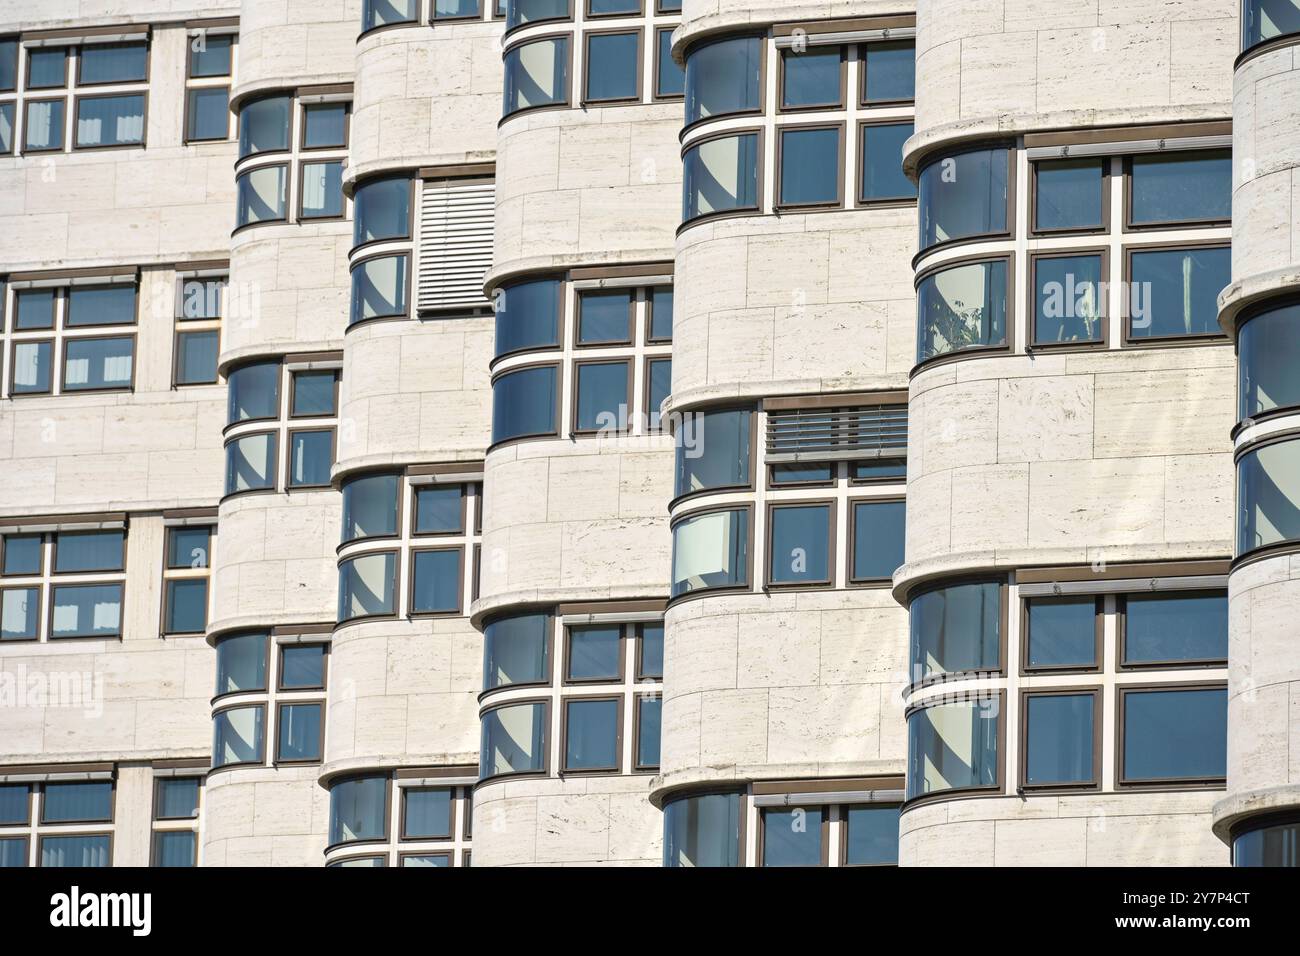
585, 32, 639, 102
495, 278, 560, 356
663, 792, 739, 867
590, 0, 639, 12
154, 831, 196, 867
578, 290, 631, 344
239, 96, 291, 158
909, 581, 1000, 683
844, 806, 900, 866
860, 122, 915, 201
224, 433, 276, 495
1124, 592, 1228, 664
24, 99, 64, 150
1243, 0, 1300, 49
353, 176, 411, 246
3, 535, 42, 575
483, 612, 551, 689
216, 633, 267, 695
0, 102, 11, 153
640, 623, 664, 678
1033, 253, 1103, 345
168, 528, 210, 570
42, 782, 112, 822
492, 366, 557, 443
67, 285, 136, 327
779, 127, 840, 206
227, 362, 280, 423
165, 579, 208, 634
1129, 151, 1231, 226
411, 549, 461, 614
564, 698, 619, 771
1238, 439, 1300, 556
1025, 597, 1096, 669
301, 162, 345, 219
647, 358, 671, 430
1128, 246, 1229, 339
851, 500, 905, 582
637, 697, 661, 768
350, 255, 408, 325
280, 645, 326, 689
16, 289, 55, 329
769, 504, 830, 585
567, 625, 621, 682
1233, 819, 1300, 867
156, 778, 201, 819
650, 287, 674, 339
75, 94, 145, 147
1239, 302, 1300, 420
403, 789, 451, 839
415, 486, 462, 534
212, 705, 264, 768
176, 330, 219, 385
236, 165, 287, 226
51, 585, 123, 638
28, 49, 67, 89
0, 785, 28, 825
575, 361, 629, 432
0, 39, 16, 92
289, 430, 334, 487
329, 776, 387, 844
1024, 694, 1094, 786
42, 836, 109, 868
656, 29, 684, 98
278, 703, 323, 762
481, 702, 547, 778
1035, 159, 1103, 231
435, 0, 482, 16
363, 0, 419, 30
1122, 687, 1226, 782
683, 133, 759, 221
337, 552, 396, 621
917, 259, 1008, 362
79, 43, 147, 84
906, 698, 999, 799
190, 34, 234, 77
342, 474, 399, 542
762, 808, 823, 867
1, 588, 39, 640
862, 41, 915, 103
781, 49, 841, 108
303, 104, 347, 149
918, 148, 1009, 250
675, 408, 751, 496
507, 0, 570, 30
64, 337, 134, 390
292, 371, 338, 417
55, 531, 124, 572
11, 342, 52, 394
671, 508, 749, 598
503, 37, 569, 117
685, 36, 761, 125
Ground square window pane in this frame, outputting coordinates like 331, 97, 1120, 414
55, 531, 124, 573
411, 549, 461, 614
851, 500, 905, 581
11, 341, 53, 394
782, 49, 841, 108
1026, 597, 1097, 669
779, 127, 840, 206
153, 831, 196, 867
1123, 687, 1226, 782
639, 623, 664, 679
42, 835, 109, 868
1035, 159, 1103, 231
165, 579, 208, 634
186, 87, 229, 141
650, 287, 673, 339
0, 837, 26, 868
75, 94, 145, 147
403, 788, 452, 839
167, 528, 210, 569
1124, 592, 1228, 664
176, 330, 219, 385
51, 584, 123, 638
656, 29, 683, 97
281, 644, 326, 689
647, 358, 671, 429
565, 699, 619, 770
28, 49, 67, 88
67, 285, 136, 327
338, 552, 396, 621
1129, 246, 1230, 339
1025, 693, 1095, 786
1, 588, 39, 641
586, 32, 639, 101
637, 696, 661, 767
292, 371, 338, 416
415, 485, 463, 534
213, 705, 265, 767
156, 778, 200, 819
303, 104, 347, 148
64, 336, 134, 390
179, 278, 224, 320
302, 161, 345, 218
844, 806, 900, 866
863, 41, 914, 103
189, 34, 233, 77
15, 289, 56, 329
0, 785, 28, 824
1033, 254, 1104, 344
3, 535, 42, 575
860, 122, 916, 201
567, 625, 621, 681
0, 102, 11, 153
1130, 151, 1231, 225
769, 504, 831, 584
79, 43, 147, 84
575, 362, 629, 431
278, 703, 322, 762
289, 431, 334, 487
762, 808, 823, 867
24, 99, 65, 151
578, 290, 632, 344
225, 433, 277, 494
43, 782, 113, 823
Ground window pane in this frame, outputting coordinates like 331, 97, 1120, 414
28, 48, 67, 88
762, 808, 822, 867
918, 148, 1009, 250
1243, 0, 1300, 49
54, 531, 123, 572
675, 408, 751, 496
1026, 597, 1096, 669
402, 853, 450, 867
648, 358, 671, 429
779, 127, 840, 206
656, 29, 684, 97
353, 175, 411, 246
507, 0, 570, 29
575, 361, 629, 432
328, 855, 386, 867
281, 644, 326, 689
75, 94, 145, 147
435, 0, 482, 16
403, 789, 452, 839
495, 278, 560, 356
862, 40, 914, 103
1128, 246, 1229, 339
483, 612, 551, 689
917, 259, 1008, 362
637, 697, 661, 767
769, 504, 830, 584
168, 528, 210, 569
50, 584, 122, 638
64, 336, 134, 390
215, 633, 267, 695
567, 625, 621, 681
213, 705, 265, 767
41, 835, 109, 868
590, 0, 639, 12
1123, 688, 1227, 782
671, 508, 749, 597
782, 48, 841, 108
564, 698, 619, 770
650, 287, 673, 339
227, 362, 280, 422
1240, 302, 1300, 419
683, 133, 759, 220
153, 831, 196, 867
15, 289, 55, 329
1234, 819, 1300, 867
79, 42, 147, 84
1130, 151, 1231, 225
301, 161, 345, 219
909, 581, 1001, 683
3, 535, 42, 575
0, 838, 26, 868
685, 36, 760, 124
844, 806, 900, 865
342, 474, 399, 541
1238, 439, 1300, 556
179, 276, 226, 319
585, 32, 639, 102
492, 366, 557, 443
503, 37, 569, 116
481, 702, 547, 777
156, 778, 200, 819
289, 431, 333, 487
415, 485, 462, 534
0, 39, 15, 92
906, 698, 999, 799
1032, 254, 1103, 345
639, 623, 664, 679
663, 792, 739, 867
578, 290, 632, 344
0, 102, 11, 153
330, 776, 388, 844
851, 500, 905, 581
278, 703, 323, 761
176, 330, 219, 385
364, 0, 419, 30
1, 589, 39, 640
292, 370, 338, 416
11, 341, 52, 394
67, 285, 136, 326
1124, 592, 1228, 664
224, 433, 277, 495
0, 788, 29, 828
165, 579, 208, 634
350, 255, 408, 324
860, 122, 916, 201
189, 34, 233, 77
24, 99, 65, 150
412, 549, 461, 613
1025, 694, 1094, 786
303, 104, 347, 148
338, 552, 396, 621
1034, 159, 1103, 231
186, 88, 229, 141
43, 782, 112, 822
236, 165, 287, 225
239, 95, 291, 157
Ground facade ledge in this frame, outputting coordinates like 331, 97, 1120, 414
648, 760, 907, 809
318, 755, 478, 788
663, 375, 908, 418
483, 251, 678, 297
206, 613, 336, 646
1212, 784, 1300, 843
1218, 267, 1300, 337
469, 587, 669, 629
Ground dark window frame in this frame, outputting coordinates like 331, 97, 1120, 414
1115, 682, 1228, 789
1117, 590, 1230, 670
560, 693, 624, 776
776, 45, 846, 114
854, 118, 918, 208
1018, 686, 1102, 793
764, 498, 836, 590
1122, 149, 1233, 233
1029, 156, 1112, 238
407, 545, 465, 618
1026, 246, 1110, 351
1120, 239, 1232, 346
581, 27, 644, 107
774, 121, 846, 212
563, 622, 626, 686
1019, 594, 1104, 675
846, 494, 906, 587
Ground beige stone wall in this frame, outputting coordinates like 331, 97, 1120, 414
202, 764, 329, 866
0, 1, 238, 28
676, 0, 916, 50
233, 0, 361, 100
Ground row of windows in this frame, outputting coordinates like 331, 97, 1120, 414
235, 95, 349, 230
362, 0, 509, 34
327, 774, 472, 868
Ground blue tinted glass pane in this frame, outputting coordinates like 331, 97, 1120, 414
74, 94, 145, 146
650, 287, 674, 339
24, 99, 64, 150
0, 785, 29, 825
492, 366, 557, 443
236, 166, 286, 225
63, 337, 134, 390
567, 625, 621, 681
189, 34, 232, 77
503, 37, 568, 115
1123, 688, 1227, 781
576, 362, 629, 431
656, 29, 683, 97
187, 88, 229, 140
507, 0, 570, 29
861, 122, 916, 201
685, 36, 760, 124
3, 535, 42, 574
303, 105, 347, 148
483, 612, 551, 689
289, 431, 334, 487
153, 831, 196, 867
0, 40, 15, 91
906, 699, 999, 799
1124, 592, 1228, 664
239, 96, 291, 157
435, 0, 482, 15
329, 855, 385, 867
639, 624, 664, 678
1243, 0, 1300, 49
683, 133, 758, 220
412, 550, 461, 614
495, 279, 560, 356
401, 854, 449, 866
782, 49, 841, 107
675, 408, 751, 496
156, 778, 200, 819
909, 582, 1001, 682
1033, 254, 1103, 344
565, 699, 619, 769
1238, 440, 1300, 555
481, 702, 546, 776
586, 32, 639, 101
350, 255, 408, 324
845, 806, 900, 865
79, 43, 147, 84
212, 706, 264, 767
0, 102, 11, 153
1, 588, 38, 640
28, 49, 67, 88
216, 634, 267, 694
852, 500, 905, 581
578, 291, 632, 343
637, 697, 661, 767
42, 835, 109, 868
1026, 598, 1096, 669
763, 808, 823, 867
415, 486, 462, 533
780, 127, 840, 205
278, 703, 322, 761
863, 41, 914, 102
671, 508, 749, 597
165, 579, 208, 634
16, 289, 55, 329
1129, 246, 1230, 339
342, 474, 400, 542
354, 176, 411, 246
1130, 152, 1231, 224
168, 528, 210, 569
11, 342, 51, 394
0, 837, 27, 867
771, 464, 833, 485
364, 0, 419, 30
1035, 159, 1103, 231
663, 793, 739, 867
1239, 303, 1300, 419
227, 362, 280, 422
918, 148, 1009, 250
338, 552, 396, 621
302, 162, 345, 218
648, 359, 671, 429
769, 505, 830, 584
590, 0, 639, 11
403, 789, 452, 838
292, 371, 337, 416
1025, 694, 1094, 785
225, 433, 276, 494
50, 585, 123, 638
1234, 820, 1300, 867
42, 782, 112, 822
280, 645, 326, 689
177, 331, 219, 384
917, 259, 1009, 362
67, 285, 135, 326
330, 776, 388, 844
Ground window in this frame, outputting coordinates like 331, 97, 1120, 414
849, 499, 905, 583
330, 776, 388, 845
1239, 301, 1300, 421
909, 581, 1002, 684
1031, 252, 1105, 346
844, 805, 900, 866
492, 365, 558, 444
674, 407, 751, 497
916, 258, 1009, 363
1023, 597, 1099, 671
337, 551, 397, 622
411, 548, 462, 614
162, 525, 212, 635
584, 31, 640, 103
77, 42, 146, 85
417, 175, 496, 312
225, 361, 339, 496
507, 0, 571, 30
225, 432, 276, 495
767, 503, 832, 587
573, 360, 629, 433
861, 40, 914, 104
649, 287, 673, 341
24, 98, 64, 151
1, 529, 125, 643
341, 473, 400, 543
353, 176, 411, 247
859, 122, 915, 202
227, 361, 280, 422
350, 255, 409, 325
638, 622, 663, 679
563, 697, 621, 772
1127, 151, 1231, 227
0, 779, 116, 867
1121, 592, 1228, 666
237, 93, 348, 229
1126, 245, 1229, 340
41, 782, 112, 823
184, 29, 233, 143
566, 625, 621, 682
235, 164, 287, 227
682, 132, 759, 222
671, 507, 750, 598
684, 36, 761, 126
189, 33, 234, 78
175, 329, 219, 386
280, 644, 327, 690
663, 792, 740, 867
761, 808, 824, 867
414, 485, 464, 535
1119, 686, 1227, 785
654, 28, 684, 98
215, 632, 268, 696
1033, 159, 1105, 233
238, 95, 290, 158
301, 161, 345, 219
576, 290, 632, 345
778, 126, 841, 207
1238, 437, 1300, 557
212, 705, 265, 768
780, 48, 842, 110
1022, 691, 1097, 789
74, 93, 145, 148
151, 777, 202, 867
435, 0, 484, 19
1243, 0, 1300, 51
0, 102, 13, 154
906, 697, 1000, 800
363, 0, 419, 32
277, 702, 323, 762
503, 37, 569, 118
480, 701, 548, 779
589, 0, 641, 13
0, 38, 16, 92
28, 49, 66, 89
917, 147, 1011, 251
636, 696, 661, 769
647, 358, 671, 430
483, 612, 551, 690
302, 103, 347, 149
1233, 816, 1300, 867
496, 278, 561, 357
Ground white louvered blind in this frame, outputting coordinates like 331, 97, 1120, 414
765, 404, 908, 463
418, 178, 495, 313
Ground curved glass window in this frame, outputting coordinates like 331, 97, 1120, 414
1234, 818, 1300, 866
917, 147, 1010, 251
212, 705, 265, 768
238, 96, 291, 158
675, 408, 751, 497
909, 581, 1001, 684
906, 698, 1000, 800
663, 792, 740, 867
507, 0, 570, 30
236, 165, 287, 227
1238, 438, 1300, 556
917, 259, 1008, 363
341, 473, 400, 543
684, 36, 761, 126
682, 132, 759, 222
353, 176, 411, 247
1243, 1, 1300, 51
350, 255, 409, 326
480, 702, 547, 779
337, 552, 397, 622
483, 612, 551, 690
363, 0, 418, 31
503, 37, 569, 118
1128, 245, 1229, 340
492, 366, 557, 444
227, 361, 280, 424
494, 278, 560, 357
1239, 302, 1300, 420
224, 433, 276, 496
671, 508, 749, 598
215, 633, 268, 696
329, 776, 388, 845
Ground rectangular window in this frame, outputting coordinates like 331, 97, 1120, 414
186, 87, 229, 142
636, 696, 661, 769
1127, 245, 1230, 340
236, 165, 287, 226
175, 330, 219, 385
0, 38, 16, 92
189, 34, 233, 78
41, 782, 112, 823
279, 644, 327, 690
402, 788, 452, 840
1031, 252, 1105, 346
780, 48, 842, 110
302, 104, 347, 149
78, 42, 147, 85
165, 579, 208, 635
574, 360, 630, 433
51, 584, 123, 638
646, 358, 671, 430
288, 429, 334, 488
11, 341, 52, 394
74, 94, 145, 148
589, 0, 641, 13
16, 288, 56, 329
1, 587, 39, 641
24, 98, 65, 151
584, 31, 640, 103
54, 531, 124, 573
434, 0, 483, 18
0, 103, 14, 153
276, 702, 323, 763
364, 0, 420, 31
844, 805, 900, 866
649, 287, 674, 341
0, 784, 29, 824
859, 122, 916, 202
225, 432, 277, 495
1034, 159, 1105, 232
762, 808, 823, 867
410, 548, 462, 614
1024, 597, 1098, 671
338, 551, 397, 622
563, 698, 621, 772
67, 285, 136, 327
152, 831, 196, 867
566, 625, 622, 682
1022, 691, 1097, 789
1128, 150, 1231, 227
41, 835, 109, 868
850, 499, 905, 583
291, 370, 338, 417
655, 28, 684, 98
1121, 592, 1228, 666
414, 485, 463, 534
768, 503, 832, 586
155, 778, 200, 820
2, 534, 43, 575
27, 48, 67, 89
778, 126, 841, 207
577, 290, 633, 345
638, 623, 664, 679
1120, 686, 1227, 784
861, 41, 914, 104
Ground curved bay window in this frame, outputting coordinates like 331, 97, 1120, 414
663, 791, 741, 867
494, 277, 561, 358
674, 407, 752, 499
916, 258, 1009, 364
1243, 1, 1300, 52
503, 36, 569, 118
483, 611, 552, 690
329, 775, 388, 846
671, 507, 750, 599
909, 581, 1003, 686
1238, 300, 1300, 422
917, 146, 1011, 252
906, 697, 1001, 801
480, 701, 548, 780
492, 365, 558, 444
349, 254, 409, 327
353, 175, 411, 249
682, 132, 760, 224
684, 36, 762, 126
1237, 436, 1300, 559
1234, 814, 1300, 867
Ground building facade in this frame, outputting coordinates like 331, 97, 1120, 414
0, 0, 1295, 868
